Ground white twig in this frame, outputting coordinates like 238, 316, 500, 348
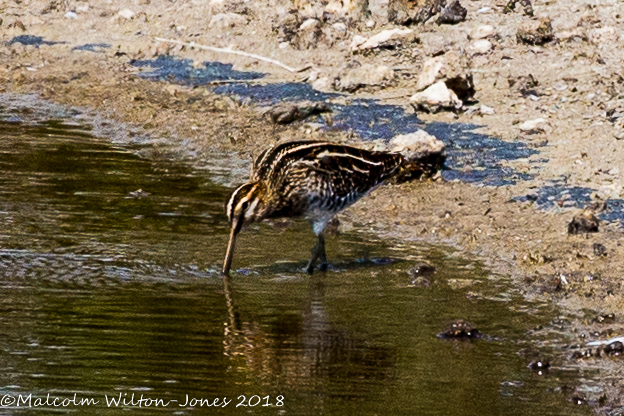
155, 37, 311, 73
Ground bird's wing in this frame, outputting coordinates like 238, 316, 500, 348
289, 145, 404, 199
250, 141, 333, 182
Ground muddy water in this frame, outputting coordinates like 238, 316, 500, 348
0, 115, 589, 415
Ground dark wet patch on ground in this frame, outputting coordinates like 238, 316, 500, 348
72, 43, 111, 52
426, 121, 540, 186
513, 184, 624, 226
7, 35, 64, 47
132, 55, 266, 84
131, 57, 544, 186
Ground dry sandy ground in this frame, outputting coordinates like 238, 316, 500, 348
3, 0, 624, 412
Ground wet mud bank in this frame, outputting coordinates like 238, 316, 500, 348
3, 0, 624, 412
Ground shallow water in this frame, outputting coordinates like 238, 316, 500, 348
0, 112, 590, 415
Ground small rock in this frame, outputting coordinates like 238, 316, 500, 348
265, 101, 331, 124
439, 320, 482, 339
468, 39, 492, 55
415, 56, 445, 91
65, 11, 78, 19
603, 341, 624, 356
594, 313, 615, 323
415, 51, 475, 101
593, 243, 607, 257
437, 0, 467, 25
389, 130, 446, 180
209, 12, 248, 28
477, 6, 491, 13
479, 104, 495, 115
388, 0, 445, 25
470, 25, 496, 39
118, 9, 136, 20
407, 262, 437, 278
366, 19, 376, 28
519, 118, 547, 134
527, 359, 550, 374
517, 18, 554, 45
350, 27, 414, 51
615, 131, 624, 140
568, 211, 599, 235
312, 76, 334, 92
332, 22, 347, 33
389, 130, 445, 156
299, 18, 319, 30
336, 64, 395, 92
411, 81, 463, 113
504, 0, 533, 16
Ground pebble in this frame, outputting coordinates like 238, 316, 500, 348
65, 11, 78, 19
351, 27, 414, 51
468, 39, 492, 55
470, 25, 495, 40
477, 6, 491, 13
568, 211, 600, 235
480, 104, 495, 115
519, 118, 547, 133
517, 18, 554, 45
366, 20, 376, 28
332, 22, 347, 33
389, 130, 445, 156
410, 81, 463, 113
299, 19, 319, 30
118, 9, 136, 20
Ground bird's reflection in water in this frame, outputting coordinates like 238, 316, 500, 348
221, 274, 395, 390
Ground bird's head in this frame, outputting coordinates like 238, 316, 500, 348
222, 182, 267, 275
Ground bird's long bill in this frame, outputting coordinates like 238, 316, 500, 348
222, 225, 238, 276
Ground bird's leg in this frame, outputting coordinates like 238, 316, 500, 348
318, 234, 328, 271
306, 233, 326, 274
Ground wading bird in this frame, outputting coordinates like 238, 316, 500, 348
222, 141, 405, 276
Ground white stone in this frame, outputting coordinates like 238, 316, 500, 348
477, 7, 491, 13
118, 9, 136, 19
350, 35, 367, 49
415, 56, 445, 91
480, 104, 495, 115
337, 64, 395, 91
389, 130, 445, 157
519, 118, 548, 133
65, 11, 78, 19
468, 39, 492, 55
278, 42, 289, 49
410, 81, 463, 113
300, 19, 320, 30
366, 19, 376, 28
351, 28, 413, 51
332, 22, 347, 32
312, 77, 334, 92
470, 25, 495, 39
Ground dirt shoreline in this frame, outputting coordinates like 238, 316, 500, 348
2, 0, 624, 412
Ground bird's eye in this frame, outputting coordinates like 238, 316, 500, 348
241, 201, 249, 211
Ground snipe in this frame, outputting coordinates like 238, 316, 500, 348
222, 140, 404, 275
